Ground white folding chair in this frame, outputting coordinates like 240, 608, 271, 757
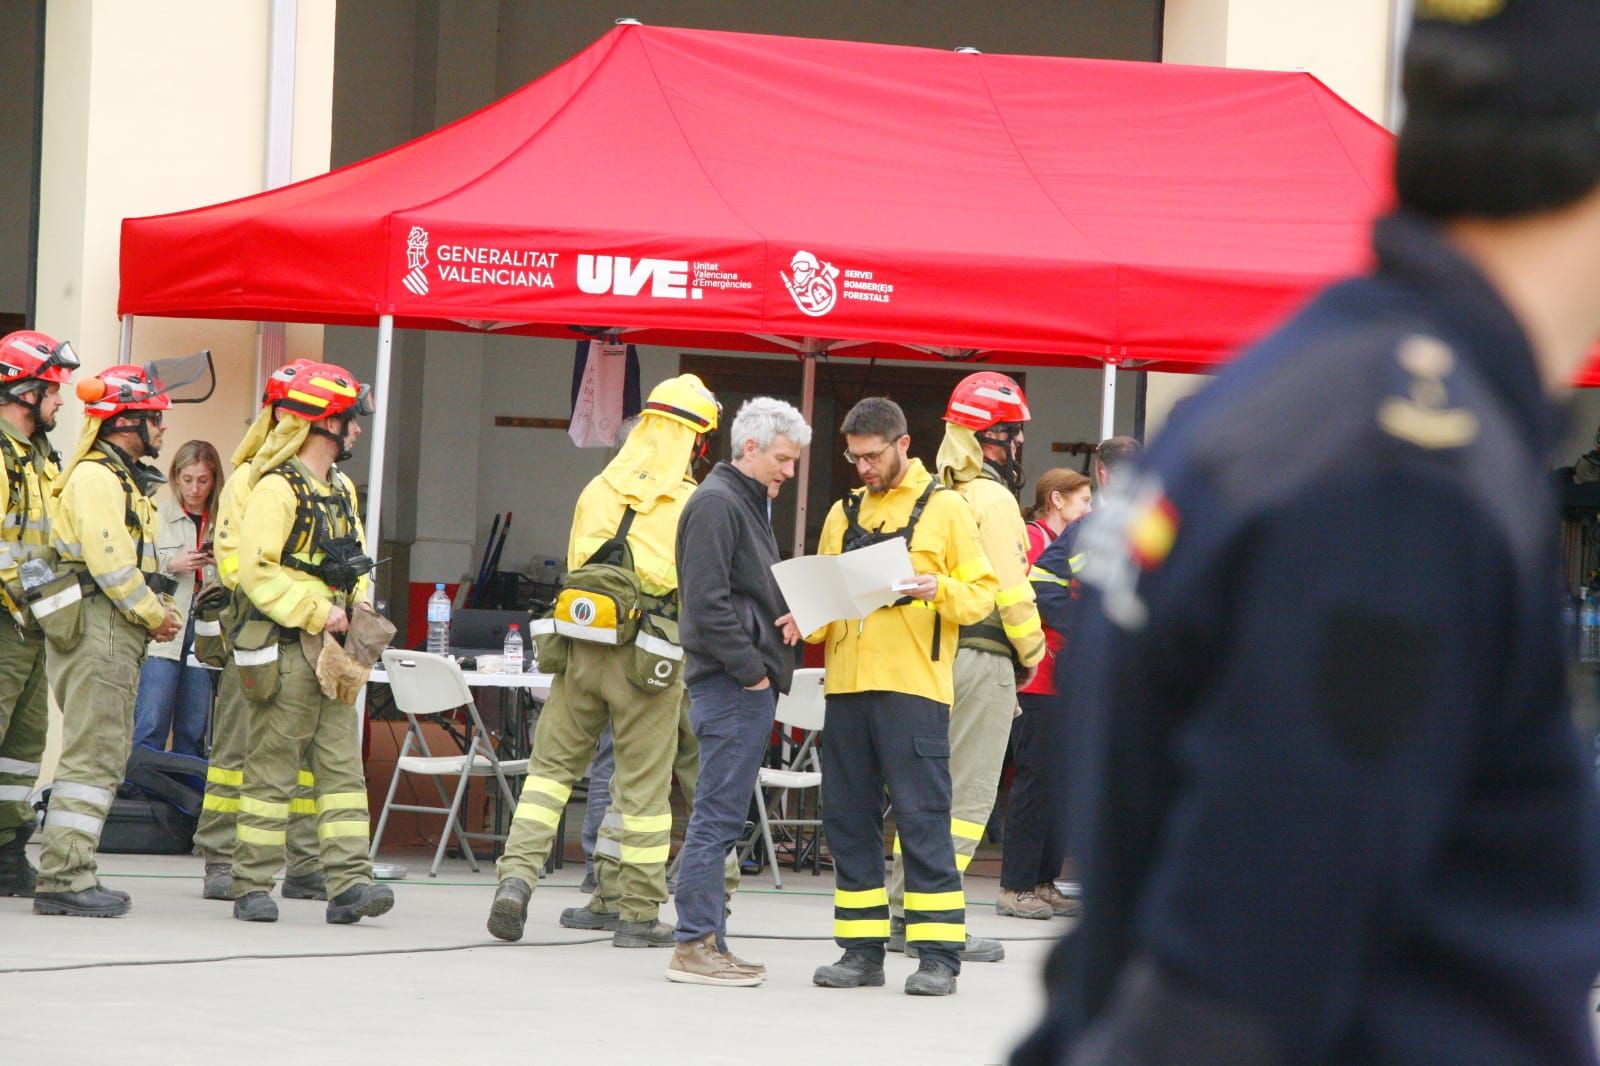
371, 650, 530, 877
751, 667, 826, 889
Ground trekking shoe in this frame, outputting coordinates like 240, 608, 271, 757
233, 891, 279, 923
613, 918, 675, 948
665, 934, 764, 986
282, 869, 327, 900
202, 862, 232, 901
996, 888, 1054, 920
906, 935, 1006, 963
0, 828, 38, 897
1035, 880, 1082, 918
559, 902, 620, 931
905, 957, 958, 996
887, 915, 907, 953
813, 949, 886, 988
32, 884, 130, 918
326, 882, 394, 925
487, 877, 532, 942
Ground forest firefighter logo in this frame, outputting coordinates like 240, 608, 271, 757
568, 596, 597, 627
403, 226, 430, 296
782, 251, 840, 317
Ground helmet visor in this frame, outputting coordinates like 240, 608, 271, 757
353, 383, 375, 418
145, 350, 216, 405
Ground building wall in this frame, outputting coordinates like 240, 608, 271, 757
0, 2, 41, 325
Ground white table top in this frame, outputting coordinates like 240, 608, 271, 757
187, 653, 553, 700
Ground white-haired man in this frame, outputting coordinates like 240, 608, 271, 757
666, 397, 810, 986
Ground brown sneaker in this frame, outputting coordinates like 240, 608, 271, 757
724, 947, 766, 975
1034, 881, 1082, 918
666, 933, 764, 986
996, 887, 1054, 920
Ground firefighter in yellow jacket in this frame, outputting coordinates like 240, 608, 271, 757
193, 359, 325, 903
805, 396, 999, 997
34, 365, 181, 917
886, 372, 1048, 960
0, 331, 76, 899
229, 362, 390, 925
488, 374, 719, 948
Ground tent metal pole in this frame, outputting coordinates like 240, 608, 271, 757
793, 352, 817, 559
365, 314, 394, 581
1101, 361, 1117, 442
118, 315, 133, 362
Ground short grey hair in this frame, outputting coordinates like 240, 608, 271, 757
730, 397, 812, 453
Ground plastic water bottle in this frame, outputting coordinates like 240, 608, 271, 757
1582, 591, 1600, 665
503, 623, 523, 675
427, 583, 451, 656
541, 558, 560, 589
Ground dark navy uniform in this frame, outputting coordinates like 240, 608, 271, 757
1014, 211, 1600, 1065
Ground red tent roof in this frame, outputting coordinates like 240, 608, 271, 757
119, 24, 1395, 372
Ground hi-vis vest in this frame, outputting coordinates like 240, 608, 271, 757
236, 460, 366, 636
0, 426, 58, 619
50, 447, 163, 630
275, 462, 362, 598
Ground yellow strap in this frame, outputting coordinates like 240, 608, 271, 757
835, 886, 889, 909
950, 817, 986, 842
290, 798, 318, 815
617, 842, 671, 865
994, 581, 1034, 608
834, 918, 892, 939
621, 812, 673, 834
905, 921, 966, 943
1004, 615, 1043, 639
207, 766, 243, 786
318, 820, 369, 841
297, 769, 316, 788
202, 795, 240, 813
239, 796, 290, 820
904, 890, 965, 912
1028, 564, 1070, 587
513, 802, 562, 828
316, 791, 367, 813
236, 824, 287, 846
950, 557, 990, 583
523, 775, 572, 805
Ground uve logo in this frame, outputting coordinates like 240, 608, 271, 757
576, 255, 702, 300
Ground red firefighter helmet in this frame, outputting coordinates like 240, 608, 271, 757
944, 372, 1030, 431
0, 330, 79, 395
76, 364, 170, 420
262, 358, 315, 407
272, 362, 373, 422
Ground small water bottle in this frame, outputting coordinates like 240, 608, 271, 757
503, 623, 523, 675
541, 558, 560, 588
427, 583, 451, 656
19, 559, 52, 595
1582, 591, 1600, 665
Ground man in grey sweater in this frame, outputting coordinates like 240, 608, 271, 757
667, 397, 810, 987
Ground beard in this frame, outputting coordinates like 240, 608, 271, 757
867, 451, 906, 495
35, 410, 56, 433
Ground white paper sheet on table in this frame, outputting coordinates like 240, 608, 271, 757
770, 536, 917, 637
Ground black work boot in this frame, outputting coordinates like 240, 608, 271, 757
282, 868, 327, 900
813, 949, 886, 988
905, 956, 958, 996
326, 882, 394, 924
233, 891, 279, 923
0, 826, 38, 898
97, 883, 131, 904
202, 862, 232, 901
906, 933, 1006, 963
487, 877, 532, 941
33, 884, 130, 918
559, 901, 620, 931
612, 918, 675, 948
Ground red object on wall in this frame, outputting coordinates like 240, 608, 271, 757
406, 581, 461, 649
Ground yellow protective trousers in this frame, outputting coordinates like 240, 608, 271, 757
0, 624, 48, 847
232, 641, 373, 899
497, 639, 680, 922
38, 596, 145, 893
193, 658, 321, 875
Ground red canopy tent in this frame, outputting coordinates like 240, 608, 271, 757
118, 22, 1396, 548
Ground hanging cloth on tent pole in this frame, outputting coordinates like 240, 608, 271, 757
569, 338, 641, 448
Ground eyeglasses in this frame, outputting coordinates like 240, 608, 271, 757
843, 440, 899, 466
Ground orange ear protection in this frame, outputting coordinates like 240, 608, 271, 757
76, 378, 107, 403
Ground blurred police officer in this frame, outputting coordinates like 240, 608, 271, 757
1015, 2, 1600, 1062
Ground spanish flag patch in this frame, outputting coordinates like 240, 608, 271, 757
1127, 494, 1179, 571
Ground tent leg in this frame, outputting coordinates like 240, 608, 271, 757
792, 352, 816, 559
118, 315, 133, 362
364, 314, 394, 577
1101, 361, 1117, 443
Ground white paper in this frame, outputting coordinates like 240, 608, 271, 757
771, 537, 917, 637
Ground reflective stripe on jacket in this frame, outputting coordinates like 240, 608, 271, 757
809, 459, 998, 705
50, 445, 163, 629
0, 420, 57, 620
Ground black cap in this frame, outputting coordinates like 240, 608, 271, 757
1408, 0, 1600, 120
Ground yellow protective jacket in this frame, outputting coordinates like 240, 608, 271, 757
809, 458, 998, 705
50, 443, 164, 630
567, 414, 699, 599
950, 474, 1046, 669
237, 458, 368, 636
0, 419, 59, 621
213, 464, 252, 592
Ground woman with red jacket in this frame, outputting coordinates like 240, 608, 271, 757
997, 469, 1093, 919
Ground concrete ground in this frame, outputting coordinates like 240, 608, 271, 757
2, 844, 1063, 1064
